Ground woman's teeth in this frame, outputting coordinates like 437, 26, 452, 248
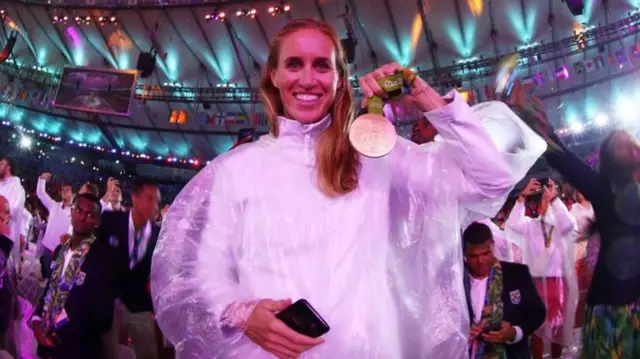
295, 93, 319, 101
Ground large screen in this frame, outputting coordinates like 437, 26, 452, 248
53, 66, 138, 117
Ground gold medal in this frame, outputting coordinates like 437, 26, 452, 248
349, 113, 397, 158
349, 71, 414, 158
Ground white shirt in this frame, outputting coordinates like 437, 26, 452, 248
0, 176, 25, 263
37, 179, 72, 251
505, 200, 577, 277
21, 208, 33, 240
151, 93, 545, 358
469, 275, 523, 358
128, 212, 152, 269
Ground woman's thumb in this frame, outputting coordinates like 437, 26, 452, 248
262, 298, 292, 312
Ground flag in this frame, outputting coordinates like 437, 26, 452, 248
224, 113, 236, 124
235, 113, 248, 124
608, 52, 618, 66
533, 72, 545, 86
616, 49, 628, 64
483, 85, 495, 101
573, 61, 585, 74
216, 112, 225, 125
631, 45, 640, 60
594, 56, 605, 69
584, 59, 596, 72
555, 66, 569, 80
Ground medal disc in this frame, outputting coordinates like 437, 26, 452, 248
349, 113, 397, 158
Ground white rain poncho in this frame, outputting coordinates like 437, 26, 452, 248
504, 198, 579, 345
151, 92, 546, 358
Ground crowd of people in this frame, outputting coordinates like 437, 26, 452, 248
0, 17, 637, 359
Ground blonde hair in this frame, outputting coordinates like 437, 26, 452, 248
259, 18, 360, 197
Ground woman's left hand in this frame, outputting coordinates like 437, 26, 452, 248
358, 62, 446, 113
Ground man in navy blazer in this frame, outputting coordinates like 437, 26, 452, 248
98, 177, 161, 359
463, 222, 546, 359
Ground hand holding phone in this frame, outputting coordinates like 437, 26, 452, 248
245, 299, 325, 358
275, 299, 330, 338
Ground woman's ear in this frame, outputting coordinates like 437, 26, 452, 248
270, 70, 278, 89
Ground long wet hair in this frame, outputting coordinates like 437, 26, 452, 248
598, 129, 635, 192
259, 18, 361, 197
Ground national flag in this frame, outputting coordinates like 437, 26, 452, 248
224, 113, 236, 124
573, 61, 585, 74
616, 49, 628, 64
555, 66, 569, 80
532, 72, 545, 86
483, 85, 495, 101
235, 113, 248, 124
594, 56, 605, 69
608, 52, 618, 66
584, 59, 596, 72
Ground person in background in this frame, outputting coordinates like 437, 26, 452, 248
31, 194, 121, 359
109, 186, 124, 212
78, 182, 100, 198
230, 128, 256, 150
0, 156, 25, 265
411, 118, 438, 145
36, 173, 73, 280
0, 196, 17, 357
505, 178, 578, 359
463, 222, 545, 359
569, 190, 599, 337
99, 178, 161, 359
21, 205, 33, 250
512, 93, 640, 358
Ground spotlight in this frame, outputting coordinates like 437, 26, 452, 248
19, 136, 32, 149
594, 113, 608, 127
0, 9, 6, 21
205, 10, 225, 21
236, 9, 257, 18
268, 4, 291, 15
52, 15, 68, 25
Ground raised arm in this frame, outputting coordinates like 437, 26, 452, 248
36, 174, 56, 212
544, 144, 605, 205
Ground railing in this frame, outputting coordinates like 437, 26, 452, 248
1, 11, 640, 103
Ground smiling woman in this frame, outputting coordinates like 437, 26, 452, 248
151, 18, 545, 359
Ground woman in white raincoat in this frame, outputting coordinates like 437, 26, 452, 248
151, 19, 545, 359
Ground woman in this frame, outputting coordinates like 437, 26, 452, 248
151, 19, 541, 358
514, 104, 640, 357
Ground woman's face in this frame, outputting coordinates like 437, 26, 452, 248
270, 28, 341, 124
610, 131, 640, 168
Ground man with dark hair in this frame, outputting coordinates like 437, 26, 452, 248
0, 156, 25, 266
99, 177, 161, 359
463, 221, 546, 359
31, 193, 122, 359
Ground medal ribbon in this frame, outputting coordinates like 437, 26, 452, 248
365, 68, 417, 115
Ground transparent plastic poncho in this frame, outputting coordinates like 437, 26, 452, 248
504, 198, 579, 346
151, 92, 546, 359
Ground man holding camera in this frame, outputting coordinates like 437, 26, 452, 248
504, 178, 578, 359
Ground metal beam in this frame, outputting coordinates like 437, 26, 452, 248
23, 4, 73, 63
6, 2, 39, 63
254, 15, 270, 47
313, 0, 326, 21
346, 0, 378, 68
381, 0, 403, 64
224, 20, 252, 87
417, 0, 439, 69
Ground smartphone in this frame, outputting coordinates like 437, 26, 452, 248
482, 321, 502, 334
275, 299, 330, 338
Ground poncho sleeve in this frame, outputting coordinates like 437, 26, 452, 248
150, 158, 252, 357
386, 92, 546, 358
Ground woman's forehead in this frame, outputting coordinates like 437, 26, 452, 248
279, 29, 336, 59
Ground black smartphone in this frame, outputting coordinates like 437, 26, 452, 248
482, 321, 502, 334
275, 299, 330, 338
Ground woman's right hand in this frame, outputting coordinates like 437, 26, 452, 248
245, 299, 325, 359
